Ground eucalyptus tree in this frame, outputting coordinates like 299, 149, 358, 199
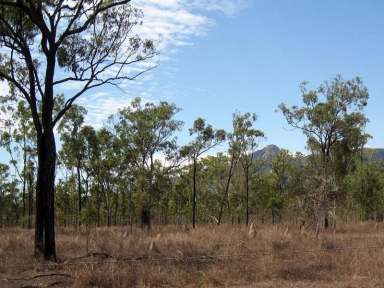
198, 154, 228, 224
346, 162, 384, 221
77, 125, 98, 210
269, 150, 292, 223
172, 165, 192, 225
233, 113, 264, 225
271, 150, 292, 195
181, 118, 226, 228
0, 100, 36, 227
113, 98, 183, 228
216, 113, 264, 225
91, 128, 121, 227
0, 1, 155, 259
279, 75, 370, 227
58, 103, 87, 227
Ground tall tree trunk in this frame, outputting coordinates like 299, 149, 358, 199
35, 129, 57, 260
34, 45, 57, 260
192, 158, 197, 229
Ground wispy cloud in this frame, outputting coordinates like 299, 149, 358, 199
76, 0, 249, 128
135, 0, 250, 49
78, 96, 133, 129
134, 0, 211, 50
77, 91, 154, 129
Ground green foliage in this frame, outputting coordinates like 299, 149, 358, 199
279, 75, 369, 165
346, 162, 384, 221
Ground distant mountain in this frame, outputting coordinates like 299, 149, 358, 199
251, 145, 384, 164
252, 145, 281, 161
364, 148, 384, 163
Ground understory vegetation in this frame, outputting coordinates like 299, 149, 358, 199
1, 223, 384, 287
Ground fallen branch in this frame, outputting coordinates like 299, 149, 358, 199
7, 273, 73, 281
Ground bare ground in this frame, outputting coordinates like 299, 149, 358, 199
1, 222, 384, 287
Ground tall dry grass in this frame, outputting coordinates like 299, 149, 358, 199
1, 222, 384, 287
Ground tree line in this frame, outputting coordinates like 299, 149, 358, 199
2, 76, 384, 235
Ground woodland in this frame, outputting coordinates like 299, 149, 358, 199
0, 1, 384, 287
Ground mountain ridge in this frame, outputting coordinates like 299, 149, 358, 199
252, 145, 384, 162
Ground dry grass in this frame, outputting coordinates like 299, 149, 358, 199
1, 222, 384, 287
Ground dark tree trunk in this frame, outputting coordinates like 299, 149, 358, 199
141, 206, 151, 230
324, 217, 329, 229
35, 129, 57, 260
35, 51, 57, 260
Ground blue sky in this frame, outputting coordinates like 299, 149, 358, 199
70, 0, 384, 153
170, 0, 384, 152
2, 0, 382, 156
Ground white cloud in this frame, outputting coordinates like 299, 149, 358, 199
77, 0, 249, 128
134, 1, 211, 51
134, 0, 249, 53
78, 97, 129, 129
78, 93, 155, 129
